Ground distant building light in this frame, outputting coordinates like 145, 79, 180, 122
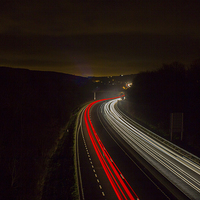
93, 80, 100, 83
126, 82, 132, 87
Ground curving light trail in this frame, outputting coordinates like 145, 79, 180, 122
84, 96, 140, 200
101, 98, 200, 200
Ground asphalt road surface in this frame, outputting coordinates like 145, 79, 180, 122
76, 97, 199, 199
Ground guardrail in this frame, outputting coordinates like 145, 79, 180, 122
116, 101, 200, 166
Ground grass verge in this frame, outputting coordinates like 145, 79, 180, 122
41, 102, 91, 200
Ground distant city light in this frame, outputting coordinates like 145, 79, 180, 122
127, 82, 132, 87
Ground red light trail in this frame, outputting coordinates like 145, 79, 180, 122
83, 96, 139, 200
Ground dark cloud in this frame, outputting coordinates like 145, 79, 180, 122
0, 0, 200, 76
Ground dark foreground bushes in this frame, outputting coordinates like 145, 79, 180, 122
125, 61, 200, 156
0, 67, 93, 199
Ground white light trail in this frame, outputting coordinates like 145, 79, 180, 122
102, 99, 200, 199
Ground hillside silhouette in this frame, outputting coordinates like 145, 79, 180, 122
0, 67, 93, 199
123, 61, 200, 155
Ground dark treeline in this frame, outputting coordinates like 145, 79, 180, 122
0, 67, 94, 199
125, 61, 200, 155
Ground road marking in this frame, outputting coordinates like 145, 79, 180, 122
120, 174, 124, 179
80, 107, 107, 200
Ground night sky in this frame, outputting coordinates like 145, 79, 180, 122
1, 0, 200, 76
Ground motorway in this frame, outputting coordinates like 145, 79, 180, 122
76, 97, 200, 199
